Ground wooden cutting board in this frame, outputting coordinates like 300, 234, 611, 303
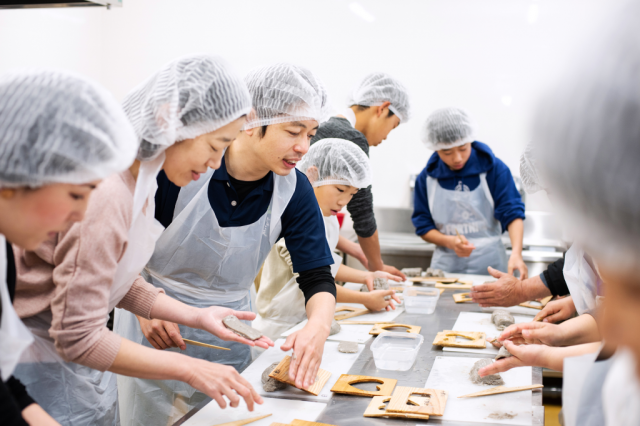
363, 396, 430, 420
269, 356, 331, 396
330, 374, 397, 397
386, 386, 448, 416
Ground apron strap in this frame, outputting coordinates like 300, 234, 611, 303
478, 173, 494, 209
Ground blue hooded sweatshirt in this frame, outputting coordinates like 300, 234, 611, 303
412, 141, 525, 237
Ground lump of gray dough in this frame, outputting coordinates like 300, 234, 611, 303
425, 268, 445, 277
338, 341, 359, 353
401, 267, 422, 277
361, 277, 389, 292
491, 309, 515, 331
495, 346, 513, 361
222, 315, 263, 340
469, 358, 505, 386
330, 319, 341, 336
262, 362, 287, 392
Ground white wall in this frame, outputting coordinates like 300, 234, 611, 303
0, 0, 611, 211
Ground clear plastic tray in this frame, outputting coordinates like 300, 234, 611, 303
403, 287, 440, 314
370, 331, 424, 371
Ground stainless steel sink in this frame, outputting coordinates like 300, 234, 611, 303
346, 208, 566, 276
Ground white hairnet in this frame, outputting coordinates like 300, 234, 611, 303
243, 63, 330, 129
0, 70, 137, 189
297, 138, 371, 189
123, 54, 252, 161
422, 107, 475, 151
533, 0, 640, 269
519, 141, 546, 194
347, 72, 411, 123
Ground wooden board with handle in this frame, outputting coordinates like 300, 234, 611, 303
334, 305, 370, 321
432, 331, 486, 349
519, 295, 553, 310
213, 414, 272, 426
452, 292, 473, 303
458, 384, 544, 398
268, 356, 331, 396
363, 396, 430, 420
386, 386, 448, 416
369, 323, 422, 336
330, 374, 397, 397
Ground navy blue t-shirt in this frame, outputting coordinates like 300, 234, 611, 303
155, 156, 334, 274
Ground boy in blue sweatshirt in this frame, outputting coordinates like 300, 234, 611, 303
412, 108, 527, 277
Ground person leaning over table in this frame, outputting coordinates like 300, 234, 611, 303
411, 108, 527, 277
0, 69, 139, 426
13, 56, 268, 426
311, 72, 411, 280
118, 63, 339, 426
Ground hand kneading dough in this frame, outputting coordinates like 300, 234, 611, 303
469, 358, 505, 386
495, 346, 513, 360
491, 309, 515, 331
222, 315, 263, 340
262, 362, 288, 392
330, 319, 341, 335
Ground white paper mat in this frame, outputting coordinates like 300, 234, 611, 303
241, 338, 364, 402
425, 356, 533, 425
442, 312, 535, 355
335, 302, 405, 322
181, 396, 326, 426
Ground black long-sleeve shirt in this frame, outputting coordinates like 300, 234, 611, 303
1, 239, 33, 426
540, 257, 570, 297
311, 117, 377, 238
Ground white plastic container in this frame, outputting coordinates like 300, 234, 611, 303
370, 332, 424, 371
404, 287, 440, 314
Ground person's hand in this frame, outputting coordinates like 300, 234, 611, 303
498, 321, 565, 347
362, 290, 401, 312
185, 358, 263, 411
280, 320, 329, 389
449, 234, 475, 257
534, 296, 576, 323
508, 253, 529, 279
478, 340, 550, 377
21, 403, 62, 426
381, 264, 406, 281
363, 270, 403, 291
470, 267, 527, 307
195, 306, 274, 349
137, 316, 186, 350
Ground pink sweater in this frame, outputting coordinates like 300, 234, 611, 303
14, 170, 163, 371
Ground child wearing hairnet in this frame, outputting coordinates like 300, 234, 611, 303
412, 107, 527, 278
253, 138, 401, 342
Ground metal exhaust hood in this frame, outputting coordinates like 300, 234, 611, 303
0, 0, 121, 9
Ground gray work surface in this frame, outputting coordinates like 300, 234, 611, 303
173, 290, 544, 426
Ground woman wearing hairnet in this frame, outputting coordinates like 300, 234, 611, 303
119, 63, 338, 426
253, 138, 401, 342
411, 108, 527, 277
13, 55, 266, 426
0, 70, 137, 425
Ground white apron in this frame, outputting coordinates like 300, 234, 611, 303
253, 215, 341, 342
427, 173, 508, 274
563, 245, 601, 315
115, 166, 296, 426
14, 157, 165, 426
562, 351, 599, 426
0, 235, 34, 381
603, 349, 640, 426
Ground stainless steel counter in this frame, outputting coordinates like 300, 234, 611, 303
174, 290, 543, 426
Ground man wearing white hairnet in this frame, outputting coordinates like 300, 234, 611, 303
311, 72, 410, 280
412, 108, 527, 277
143, 63, 338, 420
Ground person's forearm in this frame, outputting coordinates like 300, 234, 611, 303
422, 229, 452, 248
335, 284, 368, 305
335, 264, 367, 284
541, 342, 601, 371
521, 274, 553, 300
507, 218, 524, 255
558, 314, 601, 346
149, 293, 200, 327
109, 338, 189, 381
21, 404, 61, 426
358, 231, 384, 271
304, 292, 335, 332
336, 236, 361, 258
